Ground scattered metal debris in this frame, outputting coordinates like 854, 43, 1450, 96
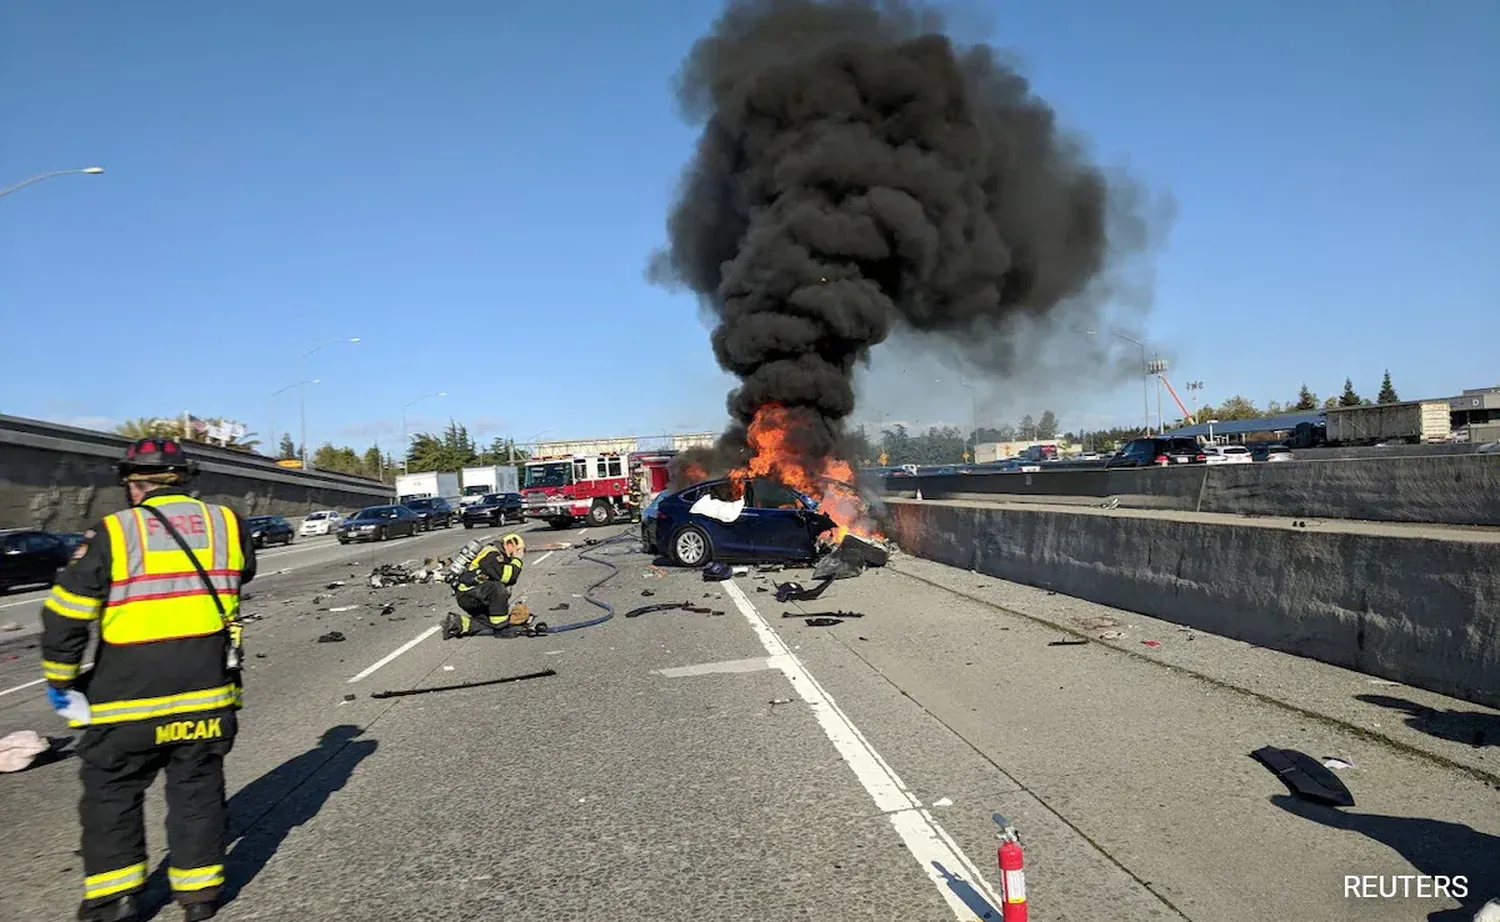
549, 603, 570, 611
641, 589, 655, 597
370, 668, 556, 699
803, 617, 844, 627
1251, 746, 1355, 806
1098, 630, 1127, 640
769, 697, 793, 706
782, 610, 864, 619
316, 631, 346, 644
624, 602, 713, 618
1047, 639, 1088, 647
325, 581, 346, 589
328, 606, 359, 613
1098, 498, 1120, 510
702, 562, 733, 581
1322, 757, 1354, 770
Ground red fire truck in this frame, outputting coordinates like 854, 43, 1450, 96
521, 451, 676, 528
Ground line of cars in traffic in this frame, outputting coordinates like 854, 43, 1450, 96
334, 492, 525, 544
866, 438, 1294, 479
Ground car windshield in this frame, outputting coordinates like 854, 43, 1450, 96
524, 462, 570, 489
351, 509, 387, 521
306, 512, 329, 520
481, 494, 504, 503
247, 517, 273, 526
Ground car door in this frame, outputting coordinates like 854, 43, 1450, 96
685, 482, 756, 558
395, 507, 418, 536
744, 479, 819, 560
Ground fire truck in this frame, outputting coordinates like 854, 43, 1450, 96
521, 451, 677, 528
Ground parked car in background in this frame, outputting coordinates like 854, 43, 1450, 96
245, 515, 295, 548
1250, 444, 1296, 462
403, 496, 456, 531
1479, 441, 1499, 454
1203, 445, 1253, 465
56, 533, 87, 553
1106, 437, 1207, 468
0, 529, 74, 593
462, 493, 525, 529
643, 478, 836, 567
337, 505, 421, 544
299, 510, 343, 537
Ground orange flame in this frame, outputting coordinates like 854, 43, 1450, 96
729, 403, 883, 545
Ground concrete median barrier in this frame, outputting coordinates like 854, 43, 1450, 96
886, 498, 1500, 709
881, 453, 1500, 526
0, 415, 394, 532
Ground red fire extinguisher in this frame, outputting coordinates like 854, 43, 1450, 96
993, 813, 1027, 922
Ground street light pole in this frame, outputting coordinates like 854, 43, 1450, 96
0, 166, 104, 200
298, 337, 360, 469
1088, 329, 1151, 435
270, 379, 318, 461
400, 392, 447, 472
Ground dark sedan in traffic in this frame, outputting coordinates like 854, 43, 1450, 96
245, 515, 295, 548
403, 497, 456, 530
462, 492, 525, 529
336, 505, 422, 543
642, 478, 835, 567
0, 529, 75, 593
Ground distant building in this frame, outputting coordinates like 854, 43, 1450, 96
1161, 411, 1324, 444
974, 439, 1060, 463
1448, 386, 1500, 445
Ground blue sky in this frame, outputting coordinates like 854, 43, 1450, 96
3, 0, 1496, 451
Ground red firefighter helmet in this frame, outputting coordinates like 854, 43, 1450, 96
117, 437, 199, 482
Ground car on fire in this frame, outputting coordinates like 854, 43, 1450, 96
641, 477, 836, 567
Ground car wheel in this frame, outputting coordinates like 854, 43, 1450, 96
671, 526, 711, 567
588, 502, 613, 527
338, 538, 349, 545
464, 522, 474, 529
377, 526, 388, 542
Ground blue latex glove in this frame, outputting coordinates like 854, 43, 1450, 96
46, 686, 70, 711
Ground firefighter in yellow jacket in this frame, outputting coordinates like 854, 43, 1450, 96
443, 533, 528, 637
41, 438, 257, 922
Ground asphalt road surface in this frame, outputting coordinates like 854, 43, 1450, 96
2, 521, 1497, 921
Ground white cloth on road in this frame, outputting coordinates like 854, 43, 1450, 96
0, 730, 49, 772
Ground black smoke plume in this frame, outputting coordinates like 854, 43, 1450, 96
653, 0, 1156, 486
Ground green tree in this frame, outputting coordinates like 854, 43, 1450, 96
1036, 410, 1059, 440
1323, 395, 1339, 409
1293, 384, 1318, 411
1017, 414, 1036, 439
1376, 370, 1399, 404
361, 445, 384, 479
311, 443, 363, 475
277, 433, 297, 460
1338, 377, 1361, 407
1214, 396, 1260, 421
1265, 400, 1285, 416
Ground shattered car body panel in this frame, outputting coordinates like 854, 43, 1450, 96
643, 478, 836, 566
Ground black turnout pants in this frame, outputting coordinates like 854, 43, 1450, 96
76, 711, 237, 909
456, 582, 511, 634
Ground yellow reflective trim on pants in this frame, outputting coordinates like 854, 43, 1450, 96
84, 861, 147, 899
41, 659, 79, 682
44, 585, 101, 621
85, 685, 238, 726
168, 864, 224, 892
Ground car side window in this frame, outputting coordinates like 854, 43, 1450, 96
25, 533, 61, 553
749, 479, 799, 510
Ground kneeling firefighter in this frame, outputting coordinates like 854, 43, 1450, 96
443, 533, 531, 638
41, 438, 256, 922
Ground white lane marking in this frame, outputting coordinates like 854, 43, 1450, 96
0, 595, 43, 611
0, 661, 95, 698
653, 655, 784, 678
720, 581, 1005, 920
532, 551, 554, 565
347, 626, 441, 683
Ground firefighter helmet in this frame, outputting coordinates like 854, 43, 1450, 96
498, 533, 525, 555
117, 437, 199, 482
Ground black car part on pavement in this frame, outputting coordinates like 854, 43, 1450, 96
782, 610, 864, 619
370, 668, 556, 699
1250, 746, 1355, 807
774, 578, 834, 603
625, 601, 714, 618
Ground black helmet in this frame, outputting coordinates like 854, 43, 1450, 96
117, 437, 199, 481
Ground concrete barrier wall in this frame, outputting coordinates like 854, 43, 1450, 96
885, 499, 1500, 709
880, 453, 1500, 526
0, 415, 394, 532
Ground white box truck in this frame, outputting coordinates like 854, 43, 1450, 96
396, 471, 461, 505
1324, 400, 1452, 446
459, 465, 520, 507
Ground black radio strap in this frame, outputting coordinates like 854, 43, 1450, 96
138, 503, 227, 620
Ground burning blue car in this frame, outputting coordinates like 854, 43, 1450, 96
641, 478, 836, 567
